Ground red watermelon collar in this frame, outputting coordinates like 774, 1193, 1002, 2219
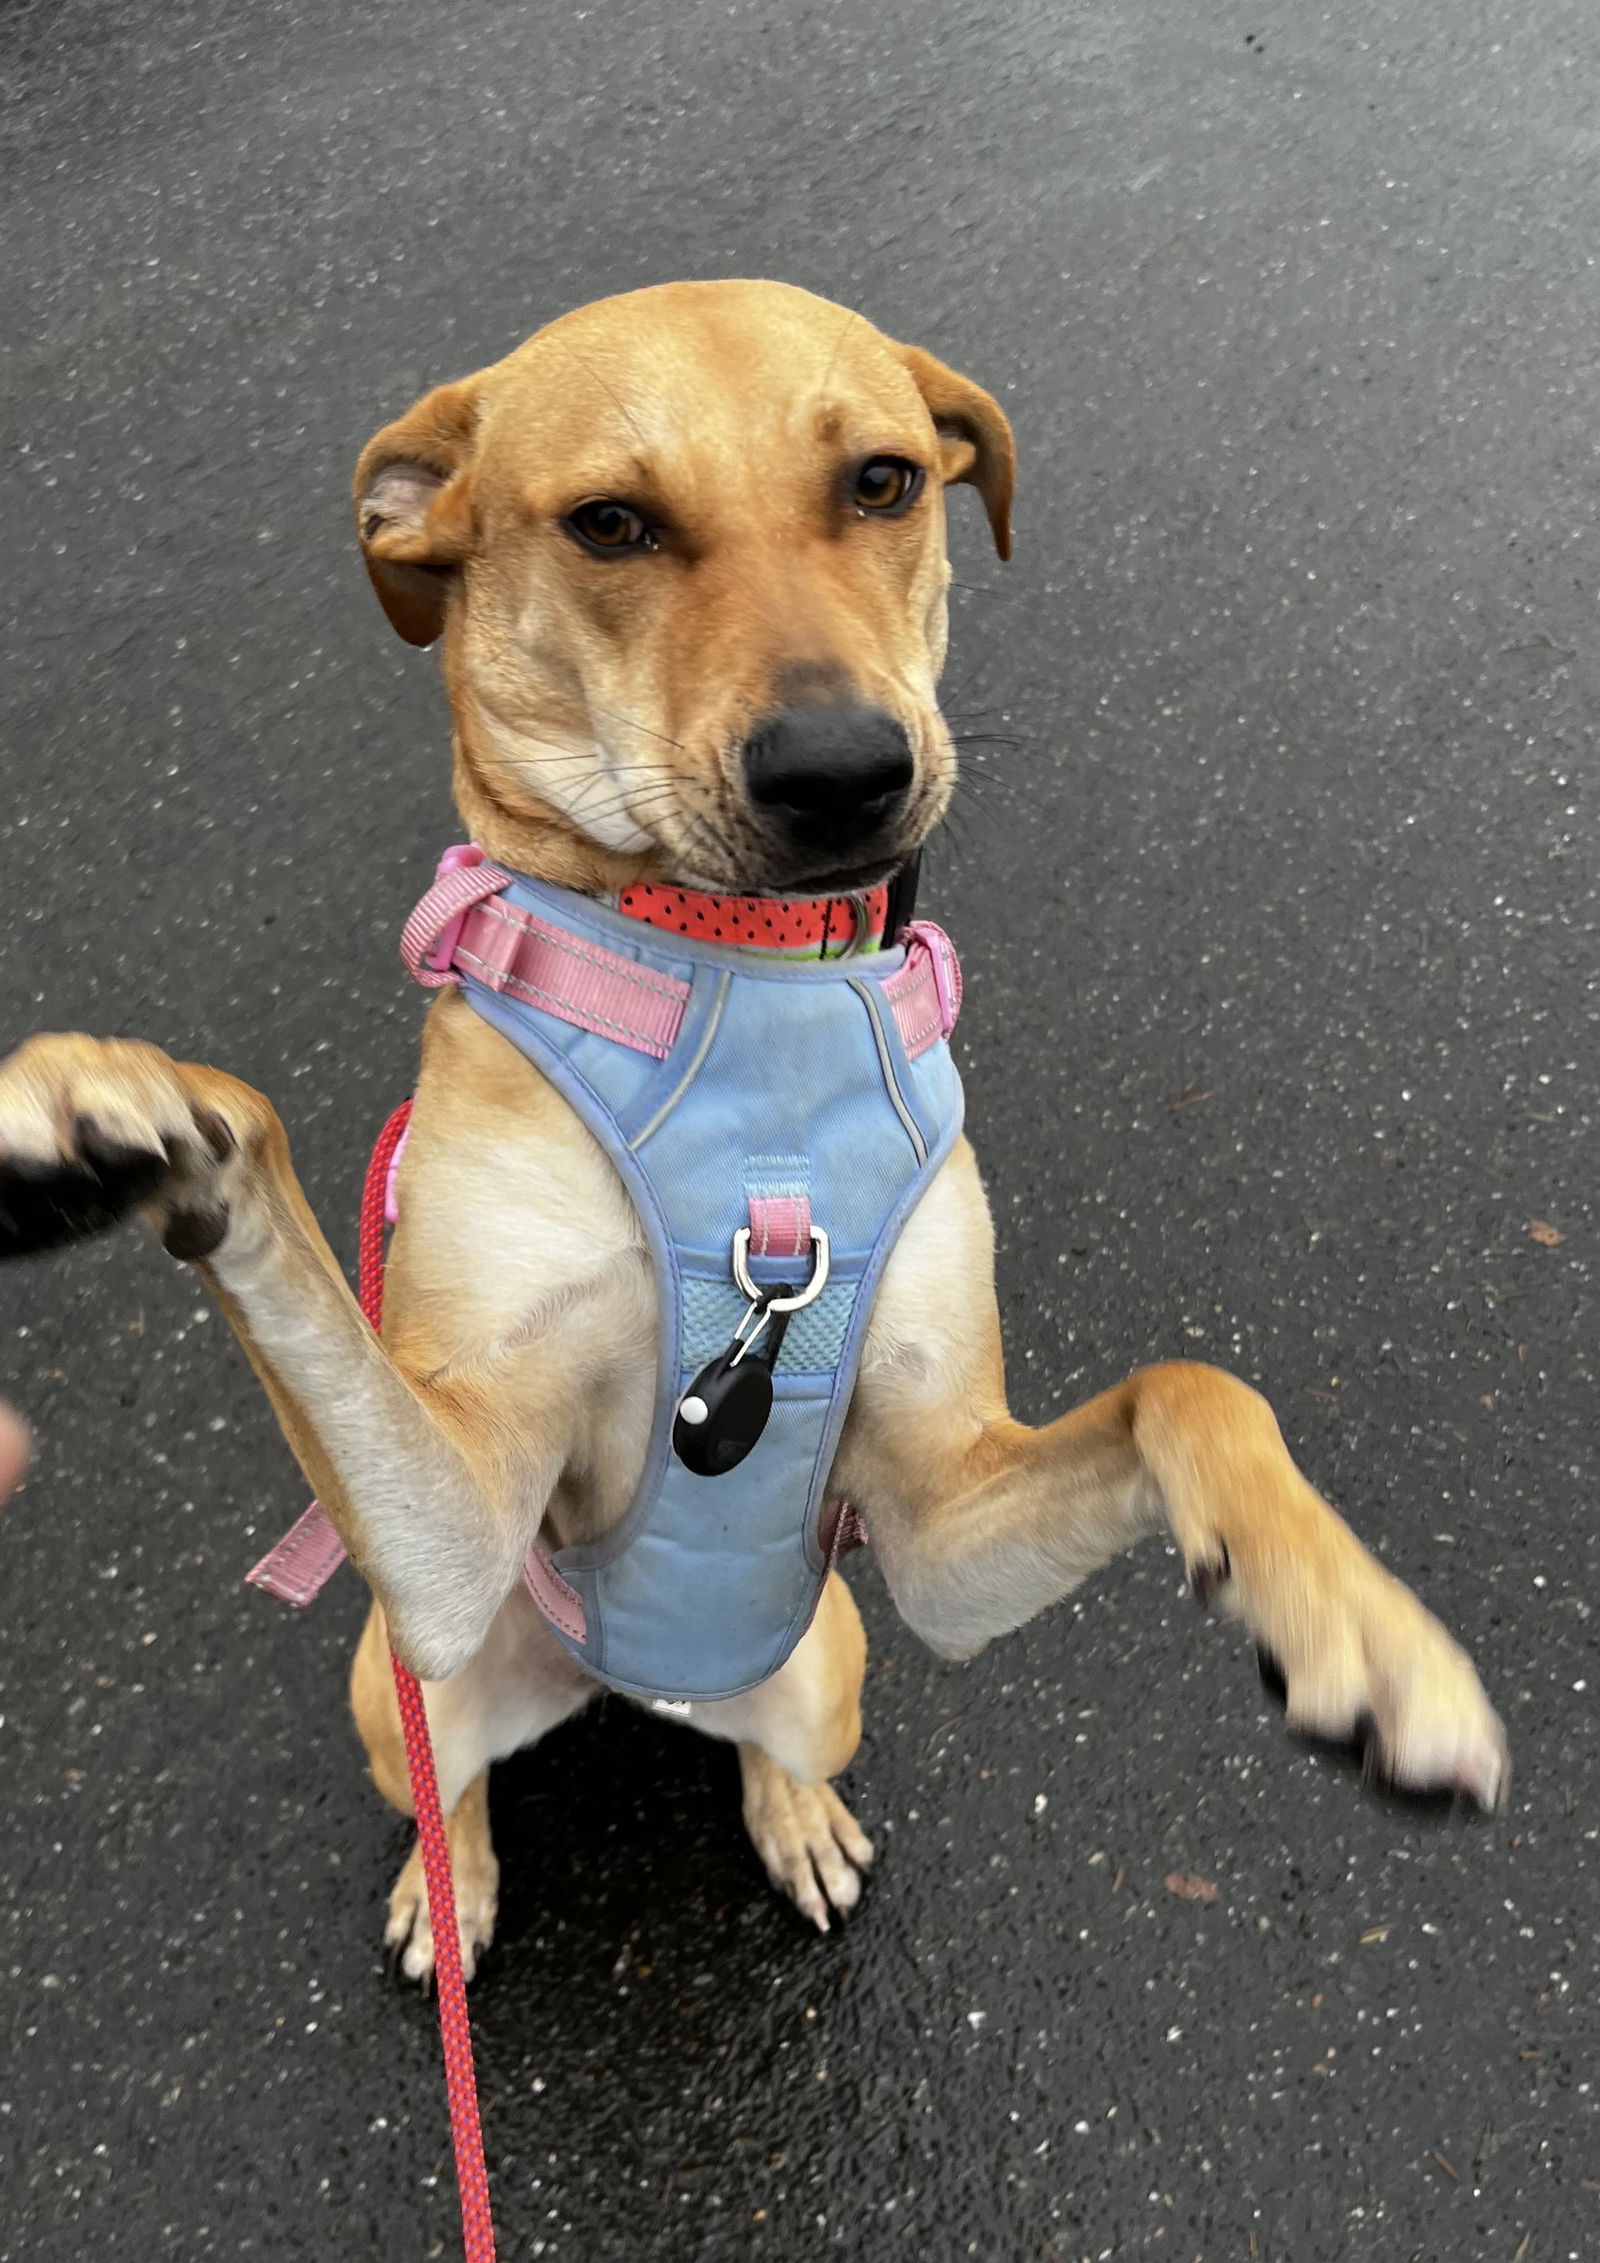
615, 881, 889, 959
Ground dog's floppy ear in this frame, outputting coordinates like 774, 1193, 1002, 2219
353, 376, 484, 647
895, 343, 1015, 561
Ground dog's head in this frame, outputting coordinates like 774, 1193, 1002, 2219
353, 281, 1012, 895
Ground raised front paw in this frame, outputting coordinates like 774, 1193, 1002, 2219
1196, 1501, 1509, 1811
0, 1034, 253, 1261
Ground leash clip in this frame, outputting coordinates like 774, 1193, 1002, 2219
726, 1224, 829, 1367
673, 1227, 831, 1477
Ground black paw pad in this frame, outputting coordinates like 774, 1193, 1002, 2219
162, 1204, 229, 1262
0, 1132, 170, 1258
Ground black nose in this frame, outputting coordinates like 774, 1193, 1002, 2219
742, 704, 915, 861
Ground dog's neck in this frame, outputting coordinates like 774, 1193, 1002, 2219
447, 730, 892, 957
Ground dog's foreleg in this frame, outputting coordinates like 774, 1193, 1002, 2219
836, 1140, 1508, 1807
0, 1034, 555, 1679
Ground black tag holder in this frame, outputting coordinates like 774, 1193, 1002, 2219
672, 1227, 831, 1478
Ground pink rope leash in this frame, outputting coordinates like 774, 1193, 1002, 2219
388, 1656, 496, 2260
359, 1103, 497, 2263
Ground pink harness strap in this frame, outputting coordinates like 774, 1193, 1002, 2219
747, 1192, 812, 1260
883, 920, 963, 1059
523, 1547, 586, 1643
452, 896, 689, 1057
401, 845, 690, 1057
822, 1496, 870, 1563
402, 848, 958, 1065
245, 1502, 346, 1607
401, 849, 514, 990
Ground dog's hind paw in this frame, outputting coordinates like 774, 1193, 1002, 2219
384, 1832, 501, 1990
1274, 1590, 1510, 1812
741, 1762, 875, 1933
1195, 1490, 1509, 1811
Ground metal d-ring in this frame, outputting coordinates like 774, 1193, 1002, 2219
731, 1225, 831, 1312
842, 891, 874, 958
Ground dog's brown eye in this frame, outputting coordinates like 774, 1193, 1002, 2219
565, 499, 654, 555
853, 457, 923, 515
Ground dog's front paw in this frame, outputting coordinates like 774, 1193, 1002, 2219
0, 1034, 252, 1261
1196, 1496, 1509, 1810
741, 1760, 875, 1932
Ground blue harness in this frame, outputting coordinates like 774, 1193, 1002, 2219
444, 869, 966, 1704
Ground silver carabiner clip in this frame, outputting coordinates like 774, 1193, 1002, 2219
728, 1226, 831, 1366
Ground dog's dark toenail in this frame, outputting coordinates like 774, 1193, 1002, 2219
162, 1204, 230, 1262
1191, 1540, 1231, 1608
191, 1106, 236, 1163
1255, 1645, 1288, 1706
1353, 1710, 1384, 1777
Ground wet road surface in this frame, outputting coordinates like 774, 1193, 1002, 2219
2, 3, 1596, 2257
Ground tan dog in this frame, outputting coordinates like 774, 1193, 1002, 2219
0, 281, 1506, 1980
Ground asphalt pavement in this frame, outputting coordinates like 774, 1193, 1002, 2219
2, 2, 1596, 2258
